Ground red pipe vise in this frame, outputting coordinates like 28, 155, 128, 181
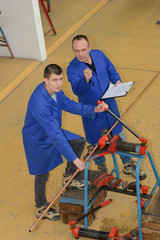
98, 134, 147, 155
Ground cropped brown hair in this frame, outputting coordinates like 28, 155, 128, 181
44, 64, 63, 79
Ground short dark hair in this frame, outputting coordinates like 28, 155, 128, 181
44, 64, 63, 79
72, 35, 89, 45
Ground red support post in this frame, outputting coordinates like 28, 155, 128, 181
39, 0, 56, 36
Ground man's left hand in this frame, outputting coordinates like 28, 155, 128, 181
114, 80, 121, 87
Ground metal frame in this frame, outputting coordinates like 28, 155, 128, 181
39, 0, 56, 36
0, 26, 14, 58
83, 150, 160, 240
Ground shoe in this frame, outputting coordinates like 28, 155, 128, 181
123, 160, 147, 180
98, 163, 108, 173
62, 174, 91, 190
36, 203, 61, 221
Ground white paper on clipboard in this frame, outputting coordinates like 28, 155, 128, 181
101, 81, 135, 99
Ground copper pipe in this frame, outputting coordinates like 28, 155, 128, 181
29, 144, 98, 232
29, 71, 160, 232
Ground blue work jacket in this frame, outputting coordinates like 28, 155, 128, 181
67, 49, 123, 144
22, 83, 95, 175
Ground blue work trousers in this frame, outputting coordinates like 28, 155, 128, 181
34, 137, 85, 208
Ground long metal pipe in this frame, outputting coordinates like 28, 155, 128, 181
29, 71, 160, 232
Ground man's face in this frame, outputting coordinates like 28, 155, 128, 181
44, 72, 63, 95
72, 38, 91, 63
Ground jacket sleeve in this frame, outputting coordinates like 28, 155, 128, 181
32, 102, 78, 162
99, 50, 122, 84
60, 91, 96, 119
67, 64, 91, 96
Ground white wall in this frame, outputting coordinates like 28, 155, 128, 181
0, 0, 47, 62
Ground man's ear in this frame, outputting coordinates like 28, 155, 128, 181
89, 44, 91, 51
44, 78, 48, 85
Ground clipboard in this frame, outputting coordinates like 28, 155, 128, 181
100, 81, 135, 100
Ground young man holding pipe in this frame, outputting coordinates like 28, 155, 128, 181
22, 64, 108, 221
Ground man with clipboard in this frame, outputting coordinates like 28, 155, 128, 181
67, 35, 146, 180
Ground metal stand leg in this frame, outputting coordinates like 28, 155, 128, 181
39, 0, 56, 36
0, 26, 14, 57
134, 150, 160, 240
147, 151, 160, 185
135, 156, 144, 240
111, 153, 120, 179
84, 160, 90, 228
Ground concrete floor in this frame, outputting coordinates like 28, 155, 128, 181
0, 0, 160, 239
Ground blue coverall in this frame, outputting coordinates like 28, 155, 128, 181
22, 82, 96, 175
